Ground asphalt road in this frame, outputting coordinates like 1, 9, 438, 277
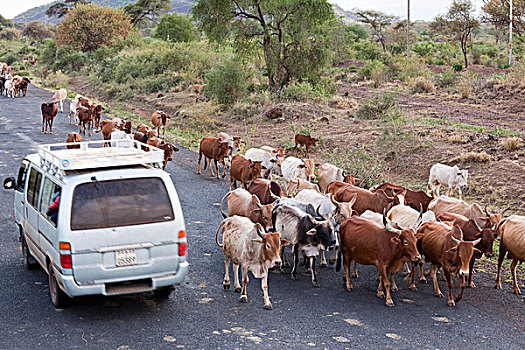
0, 85, 524, 350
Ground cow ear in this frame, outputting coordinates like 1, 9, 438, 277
473, 248, 481, 254
315, 163, 322, 168
280, 239, 291, 246
298, 164, 305, 169
390, 237, 401, 244
262, 165, 267, 170
306, 228, 316, 236
252, 239, 263, 244
446, 247, 458, 253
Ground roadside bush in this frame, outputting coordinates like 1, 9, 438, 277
358, 61, 386, 81
410, 76, 435, 94
0, 28, 20, 41
355, 93, 397, 120
52, 44, 87, 72
348, 65, 357, 73
0, 51, 19, 65
500, 137, 524, 151
452, 62, 463, 72
439, 68, 457, 88
155, 13, 196, 43
205, 59, 247, 105
280, 81, 317, 101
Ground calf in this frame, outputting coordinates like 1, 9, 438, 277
17, 77, 30, 97
437, 212, 495, 288
41, 102, 58, 134
428, 197, 494, 229
245, 148, 281, 178
272, 204, 335, 287
218, 132, 243, 157
230, 154, 263, 190
68, 94, 83, 125
66, 132, 83, 149
248, 179, 283, 205
334, 186, 395, 215
4, 78, 15, 98
220, 188, 274, 231
51, 88, 67, 113
151, 110, 173, 138
294, 133, 318, 157
77, 106, 93, 136
216, 216, 288, 309
428, 163, 469, 199
136, 123, 153, 134
494, 215, 525, 295
372, 182, 434, 212
281, 156, 316, 185
197, 136, 229, 178
90, 104, 104, 129
337, 214, 421, 307
286, 178, 320, 197
413, 222, 480, 306
260, 146, 286, 165
146, 137, 179, 169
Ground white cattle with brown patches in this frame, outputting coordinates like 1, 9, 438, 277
281, 157, 317, 186
220, 188, 275, 231
216, 216, 289, 310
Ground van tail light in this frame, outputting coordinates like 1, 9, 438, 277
59, 241, 72, 268
178, 230, 187, 256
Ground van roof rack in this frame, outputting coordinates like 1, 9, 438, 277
38, 140, 164, 178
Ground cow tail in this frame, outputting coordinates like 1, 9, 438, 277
271, 206, 278, 233
215, 220, 226, 247
220, 191, 231, 219
335, 247, 342, 272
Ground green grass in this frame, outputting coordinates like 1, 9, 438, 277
416, 115, 522, 137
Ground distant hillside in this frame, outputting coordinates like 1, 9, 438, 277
332, 4, 357, 24
13, 0, 195, 24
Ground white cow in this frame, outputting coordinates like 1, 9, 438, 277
245, 148, 281, 178
215, 216, 288, 309
51, 88, 67, 113
317, 163, 344, 193
428, 163, 469, 199
4, 78, 15, 98
282, 156, 316, 186
110, 129, 133, 147
68, 94, 83, 125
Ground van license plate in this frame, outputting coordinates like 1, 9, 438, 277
115, 249, 137, 267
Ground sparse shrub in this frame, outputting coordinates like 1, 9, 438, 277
370, 64, 386, 88
452, 62, 463, 72
355, 93, 397, 120
448, 134, 465, 144
451, 151, 492, 163
392, 57, 431, 82
348, 65, 358, 73
44, 70, 70, 90
439, 68, 457, 88
22, 21, 54, 42
500, 137, 524, 151
358, 61, 386, 81
411, 76, 435, 94
205, 59, 247, 105
507, 61, 525, 83
52, 44, 88, 72
0, 27, 20, 41
331, 95, 359, 110
457, 72, 474, 99
281, 81, 318, 101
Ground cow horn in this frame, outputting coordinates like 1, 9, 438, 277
256, 224, 265, 239
412, 204, 423, 228
484, 204, 492, 216
472, 238, 481, 246
330, 194, 340, 208
451, 235, 462, 244
402, 188, 407, 197
392, 188, 396, 197
500, 207, 511, 215
316, 205, 322, 218
383, 210, 401, 235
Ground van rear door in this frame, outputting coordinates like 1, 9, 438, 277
68, 177, 180, 284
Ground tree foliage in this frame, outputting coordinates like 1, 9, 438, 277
155, 13, 196, 42
482, 0, 525, 36
430, 0, 479, 68
0, 28, 20, 41
0, 14, 14, 30
193, 0, 335, 93
352, 9, 398, 52
56, 3, 132, 52
22, 21, 55, 42
124, 0, 170, 27
46, 0, 89, 18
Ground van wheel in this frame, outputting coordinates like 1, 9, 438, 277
48, 264, 70, 308
22, 236, 38, 270
153, 286, 172, 299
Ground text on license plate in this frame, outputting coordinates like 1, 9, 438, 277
115, 249, 137, 267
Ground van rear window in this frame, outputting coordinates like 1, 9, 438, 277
71, 177, 174, 230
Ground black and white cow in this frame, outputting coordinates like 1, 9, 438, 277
272, 204, 335, 287
275, 197, 322, 220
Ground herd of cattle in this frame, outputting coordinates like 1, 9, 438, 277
208, 132, 525, 310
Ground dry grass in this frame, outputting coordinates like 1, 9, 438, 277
411, 76, 435, 94
451, 151, 492, 163
500, 137, 524, 151
331, 95, 359, 110
448, 134, 465, 144
458, 73, 473, 99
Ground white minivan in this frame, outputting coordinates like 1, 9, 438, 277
3, 140, 189, 307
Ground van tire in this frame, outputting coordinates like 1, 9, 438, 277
48, 263, 70, 308
153, 286, 172, 299
22, 235, 38, 270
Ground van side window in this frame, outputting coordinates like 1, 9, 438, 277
15, 162, 28, 192
27, 167, 43, 210
40, 178, 61, 226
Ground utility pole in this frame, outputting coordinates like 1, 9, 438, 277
407, 0, 410, 59
509, 0, 513, 66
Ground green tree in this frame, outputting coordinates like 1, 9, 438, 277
0, 14, 14, 30
352, 9, 398, 52
56, 3, 132, 52
193, 0, 335, 94
22, 21, 55, 42
482, 0, 525, 36
46, 0, 89, 18
155, 13, 196, 42
430, 0, 479, 68
124, 0, 170, 27
0, 28, 20, 41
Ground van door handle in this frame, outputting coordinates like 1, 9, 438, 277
38, 230, 43, 235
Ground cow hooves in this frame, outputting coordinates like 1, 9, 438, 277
435, 292, 444, 298
494, 283, 502, 290
320, 262, 328, 268
468, 282, 476, 289
351, 273, 359, 279
279, 268, 287, 274
409, 286, 417, 292
234, 287, 241, 293
312, 282, 320, 288
291, 274, 297, 281
223, 283, 230, 290
239, 295, 247, 303
376, 292, 385, 299
420, 278, 428, 284
514, 289, 522, 295
448, 300, 456, 307
386, 300, 395, 308
346, 286, 353, 292
391, 287, 398, 293
454, 296, 463, 302
263, 303, 273, 310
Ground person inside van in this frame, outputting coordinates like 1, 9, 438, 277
46, 189, 61, 225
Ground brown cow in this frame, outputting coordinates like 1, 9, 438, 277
248, 179, 284, 205
41, 102, 58, 134
94, 119, 125, 145
146, 137, 179, 169
372, 183, 434, 212
412, 222, 480, 306
230, 154, 263, 190
136, 123, 153, 134
151, 110, 171, 138
16, 77, 31, 97
334, 186, 395, 215
66, 132, 83, 149
30, 56, 37, 65
437, 212, 495, 288
337, 214, 421, 307
77, 106, 93, 136
198, 137, 230, 178
494, 215, 525, 295
294, 133, 318, 157
133, 130, 156, 145
90, 104, 104, 129
286, 178, 320, 197
220, 188, 274, 231
327, 181, 352, 197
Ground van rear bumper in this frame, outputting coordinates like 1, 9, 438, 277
58, 261, 189, 297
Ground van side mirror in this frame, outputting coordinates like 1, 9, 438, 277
3, 177, 16, 190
